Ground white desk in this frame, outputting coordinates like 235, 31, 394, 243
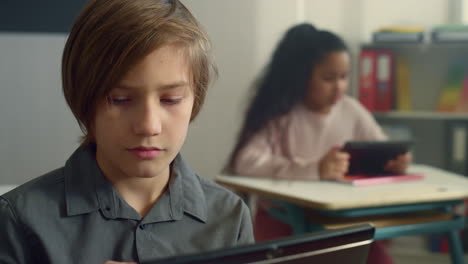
216, 164, 468, 264
216, 164, 468, 210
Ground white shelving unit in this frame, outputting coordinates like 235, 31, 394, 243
374, 111, 468, 120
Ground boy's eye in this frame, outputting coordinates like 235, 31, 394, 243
108, 96, 130, 105
161, 98, 182, 105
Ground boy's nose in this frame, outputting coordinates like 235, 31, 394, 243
133, 102, 162, 136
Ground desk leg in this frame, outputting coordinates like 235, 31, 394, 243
269, 202, 324, 235
447, 230, 465, 264
269, 203, 307, 235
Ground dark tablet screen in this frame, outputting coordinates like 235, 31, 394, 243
343, 140, 412, 175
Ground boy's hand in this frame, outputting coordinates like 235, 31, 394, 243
384, 152, 412, 175
319, 146, 350, 180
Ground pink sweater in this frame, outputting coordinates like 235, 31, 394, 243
233, 95, 387, 180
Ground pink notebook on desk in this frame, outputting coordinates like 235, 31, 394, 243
338, 173, 424, 187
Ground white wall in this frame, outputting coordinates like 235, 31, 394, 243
253, 0, 302, 73
0, 0, 452, 184
180, 0, 258, 178
0, 34, 81, 184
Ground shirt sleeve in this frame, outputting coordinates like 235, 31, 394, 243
236, 201, 255, 244
352, 100, 388, 141
0, 197, 32, 264
233, 122, 320, 180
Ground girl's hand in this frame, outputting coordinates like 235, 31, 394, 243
384, 152, 412, 175
319, 146, 350, 180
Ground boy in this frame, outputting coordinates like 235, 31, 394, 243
0, 0, 254, 263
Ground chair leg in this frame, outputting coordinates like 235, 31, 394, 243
447, 230, 465, 264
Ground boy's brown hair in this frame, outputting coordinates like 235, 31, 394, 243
62, 0, 216, 146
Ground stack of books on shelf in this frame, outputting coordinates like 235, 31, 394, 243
432, 24, 468, 43
372, 26, 425, 43
437, 61, 468, 112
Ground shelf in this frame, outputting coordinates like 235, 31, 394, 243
373, 111, 468, 120
362, 42, 468, 50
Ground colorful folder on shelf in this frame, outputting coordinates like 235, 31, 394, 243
373, 26, 425, 43
378, 26, 425, 33
455, 74, 468, 112
437, 63, 467, 112
358, 49, 395, 112
432, 24, 468, 42
395, 56, 412, 111
359, 49, 378, 111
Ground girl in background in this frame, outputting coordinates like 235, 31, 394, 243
226, 23, 411, 264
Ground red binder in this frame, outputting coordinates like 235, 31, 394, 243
375, 50, 394, 111
358, 50, 378, 111
358, 49, 395, 112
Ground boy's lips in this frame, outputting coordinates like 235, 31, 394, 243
127, 146, 165, 159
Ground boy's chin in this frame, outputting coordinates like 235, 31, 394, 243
129, 164, 170, 179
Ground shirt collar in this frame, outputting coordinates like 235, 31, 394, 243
170, 153, 207, 223
64, 147, 208, 223
64, 145, 103, 216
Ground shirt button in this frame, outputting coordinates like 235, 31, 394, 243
105, 206, 111, 211
139, 224, 146, 230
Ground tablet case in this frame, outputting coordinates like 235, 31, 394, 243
343, 141, 412, 175
148, 224, 375, 264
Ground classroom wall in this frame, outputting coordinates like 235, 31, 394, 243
0, 0, 85, 185
0, 0, 453, 185
0, 33, 81, 184
179, 0, 258, 178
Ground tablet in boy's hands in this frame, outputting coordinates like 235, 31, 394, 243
342, 140, 412, 175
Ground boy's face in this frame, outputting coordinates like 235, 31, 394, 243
93, 45, 194, 181
305, 51, 350, 114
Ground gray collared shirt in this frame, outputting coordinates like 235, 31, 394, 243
0, 147, 254, 264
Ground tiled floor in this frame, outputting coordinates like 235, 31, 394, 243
389, 248, 468, 264
388, 236, 468, 264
